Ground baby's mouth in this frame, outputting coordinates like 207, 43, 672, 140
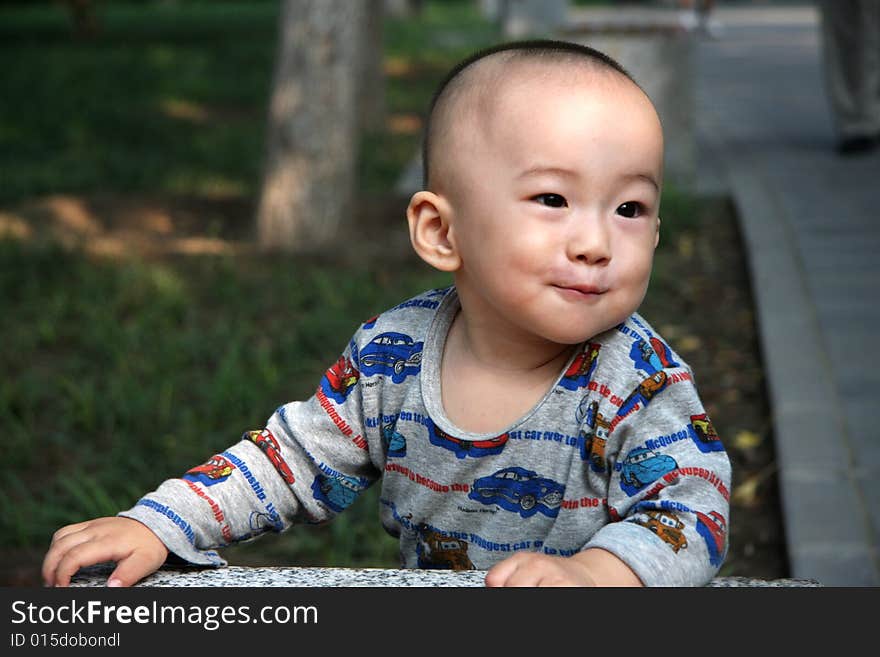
552, 283, 607, 297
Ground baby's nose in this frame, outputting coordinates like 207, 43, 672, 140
567, 216, 611, 265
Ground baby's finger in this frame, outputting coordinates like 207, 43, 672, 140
50, 521, 95, 544
51, 540, 128, 588
497, 565, 542, 587
107, 550, 166, 588
484, 553, 527, 587
42, 528, 96, 586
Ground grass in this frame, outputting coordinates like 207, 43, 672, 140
0, 1, 707, 577
0, 0, 500, 572
0, 0, 501, 203
0, 2, 280, 203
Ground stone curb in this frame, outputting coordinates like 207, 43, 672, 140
70, 563, 822, 587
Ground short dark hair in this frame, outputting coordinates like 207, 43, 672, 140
421, 39, 636, 189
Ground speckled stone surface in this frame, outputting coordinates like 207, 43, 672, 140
69, 563, 821, 587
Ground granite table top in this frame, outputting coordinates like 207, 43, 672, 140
69, 563, 822, 587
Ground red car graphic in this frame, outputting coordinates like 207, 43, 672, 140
433, 425, 509, 451
245, 429, 295, 485
565, 343, 601, 378
186, 455, 234, 481
696, 510, 726, 552
325, 355, 359, 395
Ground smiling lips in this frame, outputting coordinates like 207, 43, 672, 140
553, 283, 607, 297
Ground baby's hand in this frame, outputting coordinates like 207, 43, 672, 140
484, 552, 597, 587
42, 517, 168, 588
484, 549, 642, 587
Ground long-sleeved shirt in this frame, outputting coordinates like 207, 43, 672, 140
120, 286, 732, 586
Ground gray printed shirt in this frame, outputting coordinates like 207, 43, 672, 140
120, 287, 732, 586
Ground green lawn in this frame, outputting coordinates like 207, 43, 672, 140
0, 0, 501, 202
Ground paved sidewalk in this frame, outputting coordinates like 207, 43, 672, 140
565, 3, 879, 585
693, 5, 879, 586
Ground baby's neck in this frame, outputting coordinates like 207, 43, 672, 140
439, 311, 576, 434
451, 306, 575, 372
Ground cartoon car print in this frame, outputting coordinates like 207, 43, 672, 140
618, 370, 669, 416
696, 510, 727, 566
588, 412, 611, 471
637, 339, 664, 372
690, 414, 719, 445
427, 420, 508, 459
359, 332, 423, 381
244, 428, 295, 485
183, 455, 234, 486
620, 446, 677, 488
323, 355, 359, 397
638, 370, 668, 400
381, 422, 407, 458
577, 400, 610, 472
312, 473, 363, 513
635, 509, 688, 553
416, 524, 474, 570
688, 413, 725, 454
560, 343, 600, 390
631, 337, 679, 374
469, 467, 565, 518
649, 337, 678, 368
249, 510, 282, 533
578, 399, 598, 459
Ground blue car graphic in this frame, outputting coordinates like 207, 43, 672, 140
312, 473, 364, 513
248, 510, 283, 533
381, 422, 407, 458
469, 467, 565, 518
620, 446, 678, 488
629, 337, 680, 374
359, 332, 423, 382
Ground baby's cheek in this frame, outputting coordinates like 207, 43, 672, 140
619, 250, 653, 288
512, 224, 558, 253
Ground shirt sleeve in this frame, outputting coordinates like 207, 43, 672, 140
118, 332, 380, 567
582, 367, 732, 586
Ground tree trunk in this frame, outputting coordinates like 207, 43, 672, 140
359, 0, 386, 133
257, 0, 366, 251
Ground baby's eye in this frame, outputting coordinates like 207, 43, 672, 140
531, 193, 568, 208
616, 201, 644, 218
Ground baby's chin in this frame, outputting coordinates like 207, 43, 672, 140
539, 322, 622, 347
538, 290, 647, 345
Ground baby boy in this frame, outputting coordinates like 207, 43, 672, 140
43, 40, 731, 587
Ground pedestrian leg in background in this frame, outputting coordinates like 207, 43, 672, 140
818, 0, 880, 155
677, 0, 721, 37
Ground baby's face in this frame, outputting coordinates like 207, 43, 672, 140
446, 66, 663, 347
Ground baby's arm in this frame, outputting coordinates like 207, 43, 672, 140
43, 334, 378, 587
581, 369, 732, 586
42, 517, 168, 587
39, 425, 313, 587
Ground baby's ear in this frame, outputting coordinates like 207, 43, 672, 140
655, 216, 661, 248
406, 191, 461, 272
